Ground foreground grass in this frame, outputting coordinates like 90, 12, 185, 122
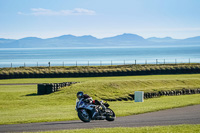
25, 124, 200, 133
0, 84, 200, 125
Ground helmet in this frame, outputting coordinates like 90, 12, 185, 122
77, 91, 84, 99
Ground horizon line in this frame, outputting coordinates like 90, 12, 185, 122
1, 33, 200, 40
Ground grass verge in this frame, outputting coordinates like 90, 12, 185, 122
25, 124, 200, 133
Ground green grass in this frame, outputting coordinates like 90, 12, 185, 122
1, 74, 200, 125
0, 84, 200, 125
111, 95, 200, 117
69, 78, 200, 100
25, 124, 200, 133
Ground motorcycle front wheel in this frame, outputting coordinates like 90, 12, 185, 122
78, 109, 91, 122
105, 108, 116, 121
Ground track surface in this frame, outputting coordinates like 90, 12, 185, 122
1, 105, 200, 132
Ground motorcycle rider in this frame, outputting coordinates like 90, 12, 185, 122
76, 91, 104, 119
77, 91, 93, 103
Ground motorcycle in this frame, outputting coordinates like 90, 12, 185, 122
75, 98, 116, 122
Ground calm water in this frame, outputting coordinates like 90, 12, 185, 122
0, 46, 200, 67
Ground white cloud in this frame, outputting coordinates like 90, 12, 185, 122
18, 8, 96, 16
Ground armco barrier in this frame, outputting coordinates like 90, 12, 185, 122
37, 82, 78, 95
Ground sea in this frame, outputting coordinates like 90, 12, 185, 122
0, 45, 200, 68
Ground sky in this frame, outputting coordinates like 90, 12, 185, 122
0, 0, 200, 39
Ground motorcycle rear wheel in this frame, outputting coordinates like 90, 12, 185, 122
105, 108, 115, 121
78, 109, 91, 122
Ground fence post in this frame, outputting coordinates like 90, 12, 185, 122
76, 61, 77, 67
24, 63, 26, 67
135, 60, 136, 65
156, 59, 158, 65
145, 60, 147, 65
100, 61, 102, 66
164, 59, 165, 64
48, 62, 51, 67
88, 61, 89, 66
11, 63, 12, 68
175, 59, 177, 64
111, 60, 112, 66
37, 62, 38, 67
124, 60, 125, 65
189, 58, 190, 64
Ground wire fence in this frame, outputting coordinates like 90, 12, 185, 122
1, 58, 200, 68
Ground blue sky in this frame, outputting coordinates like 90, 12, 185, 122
0, 0, 200, 39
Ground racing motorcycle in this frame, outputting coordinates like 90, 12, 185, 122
75, 98, 116, 122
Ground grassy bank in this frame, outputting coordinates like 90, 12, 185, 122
1, 63, 200, 79
1, 74, 200, 125
1, 74, 200, 99
1, 73, 200, 84
25, 124, 200, 133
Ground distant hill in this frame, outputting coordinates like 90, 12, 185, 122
102, 33, 147, 46
182, 36, 200, 44
0, 38, 16, 44
147, 37, 178, 43
0, 33, 200, 48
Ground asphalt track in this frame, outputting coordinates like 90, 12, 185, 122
0, 104, 200, 132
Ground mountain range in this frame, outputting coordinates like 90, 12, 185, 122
0, 33, 200, 48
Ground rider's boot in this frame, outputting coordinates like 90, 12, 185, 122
92, 108, 99, 120
92, 112, 98, 119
